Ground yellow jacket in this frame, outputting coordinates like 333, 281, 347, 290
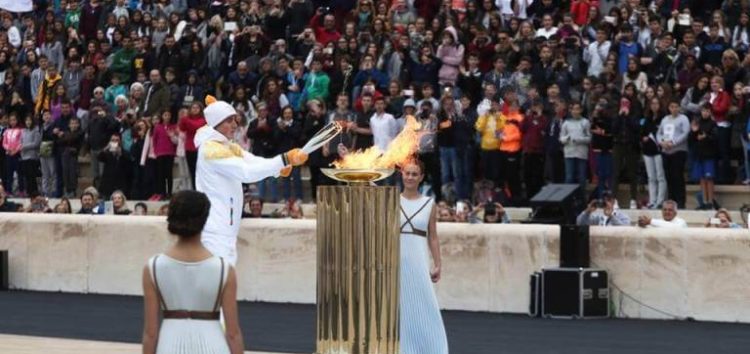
34, 73, 62, 115
475, 111, 505, 151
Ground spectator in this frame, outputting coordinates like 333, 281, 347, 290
99, 133, 132, 199
152, 110, 178, 199
690, 104, 720, 210
86, 105, 121, 189
544, 101, 566, 184
280, 198, 304, 219
658, 100, 690, 208
242, 197, 267, 218
437, 95, 459, 197
708, 75, 732, 184
177, 102, 206, 188
20, 115, 41, 197
141, 70, 170, 118
2, 113, 23, 195
590, 99, 613, 199
469, 201, 511, 224
110, 190, 132, 215
498, 90, 524, 205
453, 94, 477, 201
370, 96, 399, 153
436, 27, 464, 87
78, 191, 97, 214
53, 198, 73, 214
303, 57, 330, 104
577, 198, 631, 226
276, 106, 304, 200
637, 200, 688, 228
57, 117, 84, 198
0, 185, 22, 212
303, 99, 329, 199
611, 94, 642, 209
640, 97, 667, 209
475, 98, 503, 188
520, 100, 547, 199
39, 111, 57, 197
309, 9, 341, 45
583, 27, 611, 77
247, 102, 279, 201
133, 202, 148, 216
705, 208, 742, 229
417, 100, 442, 201
26, 192, 52, 213
560, 102, 591, 195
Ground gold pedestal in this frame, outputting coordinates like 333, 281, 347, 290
316, 185, 400, 354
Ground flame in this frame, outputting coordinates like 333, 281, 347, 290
333, 115, 422, 169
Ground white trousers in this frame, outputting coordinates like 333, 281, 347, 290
643, 154, 667, 206
201, 232, 237, 266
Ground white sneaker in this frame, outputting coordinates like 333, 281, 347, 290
629, 200, 638, 209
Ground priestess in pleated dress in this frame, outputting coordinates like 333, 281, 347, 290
142, 190, 244, 354
399, 162, 449, 354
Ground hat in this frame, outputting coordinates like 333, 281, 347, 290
403, 98, 416, 109
203, 95, 237, 127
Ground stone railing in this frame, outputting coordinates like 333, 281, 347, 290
1, 214, 749, 322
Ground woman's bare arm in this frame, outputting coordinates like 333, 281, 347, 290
142, 265, 160, 354
428, 205, 442, 283
222, 267, 245, 354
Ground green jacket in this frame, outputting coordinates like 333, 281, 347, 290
65, 9, 81, 30
110, 48, 136, 82
304, 71, 330, 103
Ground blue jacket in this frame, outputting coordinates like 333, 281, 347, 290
353, 69, 390, 90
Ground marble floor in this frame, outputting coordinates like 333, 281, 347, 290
0, 334, 289, 354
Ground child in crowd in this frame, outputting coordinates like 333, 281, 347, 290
689, 105, 719, 210
559, 102, 591, 197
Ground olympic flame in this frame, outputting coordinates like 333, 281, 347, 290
333, 115, 422, 169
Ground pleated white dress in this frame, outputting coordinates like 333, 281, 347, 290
399, 195, 449, 354
148, 254, 230, 354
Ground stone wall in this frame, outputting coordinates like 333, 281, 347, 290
1, 214, 749, 322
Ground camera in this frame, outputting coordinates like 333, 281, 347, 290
318, 6, 330, 14
485, 202, 496, 216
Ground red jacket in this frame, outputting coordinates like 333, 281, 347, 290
711, 90, 731, 124
309, 13, 341, 45
521, 112, 548, 154
570, 0, 600, 26
178, 115, 207, 152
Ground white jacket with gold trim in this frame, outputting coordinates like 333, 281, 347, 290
194, 126, 283, 265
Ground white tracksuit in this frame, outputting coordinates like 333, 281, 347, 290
194, 126, 284, 265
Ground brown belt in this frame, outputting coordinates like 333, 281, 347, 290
402, 229, 427, 237
162, 310, 220, 320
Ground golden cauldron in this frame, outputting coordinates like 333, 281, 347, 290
316, 168, 400, 354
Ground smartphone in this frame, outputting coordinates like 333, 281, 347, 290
456, 201, 466, 213
403, 89, 414, 97
604, 16, 616, 25
709, 217, 721, 225
678, 14, 691, 26
224, 22, 238, 32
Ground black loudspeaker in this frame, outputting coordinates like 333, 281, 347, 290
560, 225, 590, 268
524, 184, 583, 225
542, 268, 609, 319
0, 250, 8, 290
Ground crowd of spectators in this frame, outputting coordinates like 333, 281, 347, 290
0, 0, 749, 225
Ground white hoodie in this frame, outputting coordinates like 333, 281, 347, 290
194, 125, 284, 265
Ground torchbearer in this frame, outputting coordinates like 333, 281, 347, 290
194, 96, 308, 265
